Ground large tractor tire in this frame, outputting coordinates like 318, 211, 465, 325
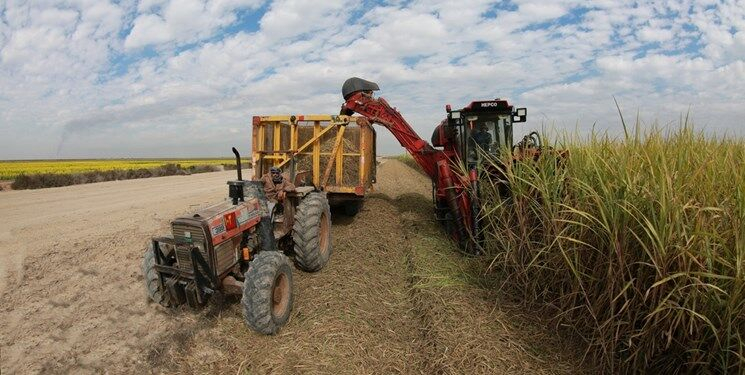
142, 243, 175, 308
292, 192, 332, 272
241, 251, 294, 335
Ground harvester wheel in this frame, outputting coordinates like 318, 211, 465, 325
142, 244, 174, 308
241, 251, 294, 335
444, 211, 456, 241
292, 192, 332, 272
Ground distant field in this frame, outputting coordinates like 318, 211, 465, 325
0, 159, 235, 180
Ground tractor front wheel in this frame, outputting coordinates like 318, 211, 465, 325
142, 243, 175, 308
292, 192, 332, 272
241, 251, 294, 335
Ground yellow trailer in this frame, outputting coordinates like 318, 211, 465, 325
251, 114, 376, 215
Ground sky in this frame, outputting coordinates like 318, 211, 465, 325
0, 0, 743, 159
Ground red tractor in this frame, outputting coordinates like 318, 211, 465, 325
341, 77, 545, 254
142, 148, 332, 335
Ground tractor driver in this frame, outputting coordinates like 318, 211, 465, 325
260, 167, 296, 203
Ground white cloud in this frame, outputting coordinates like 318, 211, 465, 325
259, 0, 351, 40
137, 0, 169, 13
124, 0, 264, 49
0, 1, 126, 142
0, 0, 744, 159
638, 26, 673, 43
125, 13, 171, 49
365, 10, 446, 56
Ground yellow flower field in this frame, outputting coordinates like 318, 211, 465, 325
0, 159, 235, 180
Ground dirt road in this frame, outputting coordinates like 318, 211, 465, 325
0, 162, 581, 374
0, 171, 238, 373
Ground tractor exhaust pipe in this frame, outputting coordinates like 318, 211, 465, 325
228, 147, 245, 205
232, 147, 243, 181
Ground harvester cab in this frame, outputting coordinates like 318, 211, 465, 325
437, 99, 527, 167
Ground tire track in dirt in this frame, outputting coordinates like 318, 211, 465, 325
372, 161, 450, 374
404, 248, 449, 374
376, 160, 585, 374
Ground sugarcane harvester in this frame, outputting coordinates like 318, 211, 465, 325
341, 77, 537, 254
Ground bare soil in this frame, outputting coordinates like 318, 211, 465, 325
0, 161, 583, 374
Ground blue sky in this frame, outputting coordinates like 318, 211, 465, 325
0, 0, 743, 159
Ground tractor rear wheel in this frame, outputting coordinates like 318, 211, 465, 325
241, 251, 294, 335
142, 243, 175, 308
292, 192, 332, 272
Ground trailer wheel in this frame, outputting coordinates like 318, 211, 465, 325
241, 251, 294, 335
343, 200, 364, 216
142, 243, 174, 308
292, 192, 332, 272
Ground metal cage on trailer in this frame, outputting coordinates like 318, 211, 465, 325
252, 114, 377, 216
